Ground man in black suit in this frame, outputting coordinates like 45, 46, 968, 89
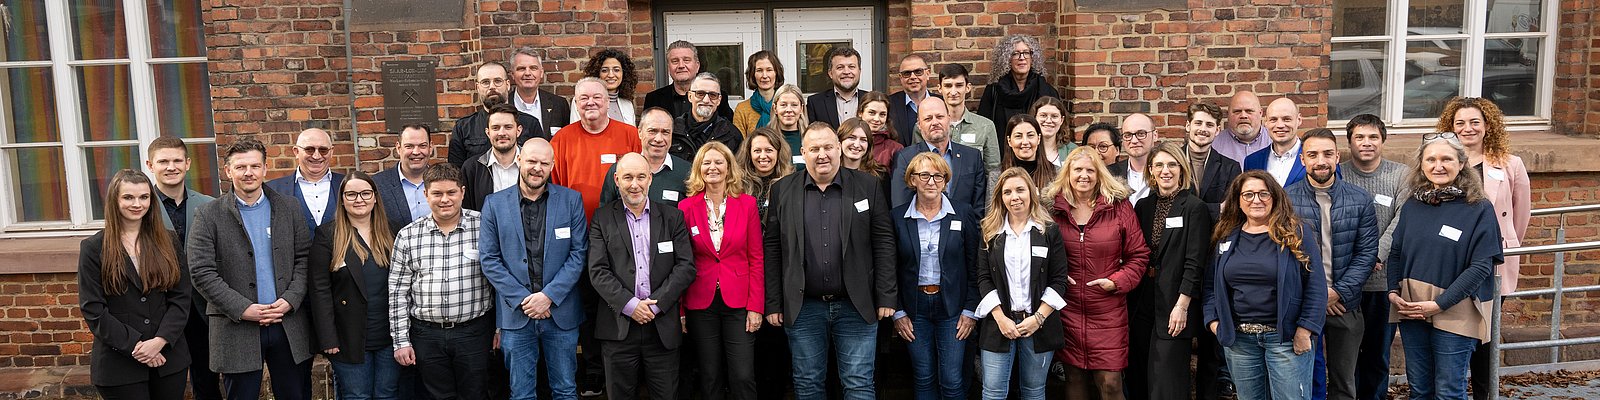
764, 122, 897, 399
449, 61, 545, 167
1106, 113, 1158, 205
805, 46, 866, 129
887, 54, 940, 146
586, 153, 697, 400
667, 73, 742, 162
264, 128, 345, 234
461, 104, 525, 212
511, 46, 571, 136
1182, 102, 1241, 217
374, 124, 433, 230
643, 40, 733, 120
889, 96, 987, 211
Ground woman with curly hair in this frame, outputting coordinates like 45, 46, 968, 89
979, 34, 1061, 161
1204, 170, 1326, 400
574, 48, 639, 125
1434, 96, 1528, 400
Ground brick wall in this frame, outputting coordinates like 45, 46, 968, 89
1551, 0, 1598, 137
907, 1, 1057, 102
0, 274, 88, 370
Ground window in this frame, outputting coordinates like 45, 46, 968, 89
1, 0, 217, 232
1330, 0, 1554, 126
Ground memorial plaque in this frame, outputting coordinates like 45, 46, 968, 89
350, 0, 465, 31
381, 60, 439, 133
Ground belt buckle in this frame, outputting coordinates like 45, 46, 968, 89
920, 285, 940, 295
820, 295, 836, 302
441, 320, 458, 329
1238, 323, 1275, 334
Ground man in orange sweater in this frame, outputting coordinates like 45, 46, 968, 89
552, 77, 642, 219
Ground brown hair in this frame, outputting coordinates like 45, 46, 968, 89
146, 136, 188, 158
836, 117, 885, 177
1143, 142, 1195, 193
1212, 170, 1310, 269
1434, 97, 1510, 165
1030, 96, 1072, 145
99, 170, 181, 295
857, 91, 899, 143
1002, 114, 1058, 189
744, 50, 785, 90
979, 167, 1055, 249
741, 126, 794, 180
329, 172, 395, 271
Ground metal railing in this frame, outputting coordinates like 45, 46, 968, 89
1488, 203, 1600, 399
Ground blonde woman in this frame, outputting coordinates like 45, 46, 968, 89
765, 84, 810, 157
680, 142, 765, 400
975, 167, 1069, 400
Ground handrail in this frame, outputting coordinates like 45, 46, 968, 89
1489, 203, 1600, 400
1529, 203, 1600, 217
1503, 240, 1600, 257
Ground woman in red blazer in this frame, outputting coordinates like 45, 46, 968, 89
679, 142, 766, 400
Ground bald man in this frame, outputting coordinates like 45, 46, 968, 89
266, 128, 346, 233
587, 152, 696, 399
1107, 113, 1158, 205
1242, 98, 1309, 186
479, 137, 592, 399
1212, 91, 1271, 162
888, 96, 988, 210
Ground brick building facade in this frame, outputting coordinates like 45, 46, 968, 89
1, 0, 1598, 397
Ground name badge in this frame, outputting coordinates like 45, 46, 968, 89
600, 153, 617, 164
1031, 246, 1048, 258
657, 241, 674, 253
1374, 194, 1393, 207
555, 227, 571, 239
792, 155, 805, 165
1485, 168, 1506, 181
950, 220, 963, 231
549, 126, 560, 136
690, 226, 700, 236
1439, 225, 1463, 242
762, 199, 769, 208
662, 190, 680, 201
1219, 241, 1232, 254
1165, 216, 1184, 229
464, 249, 480, 261
961, 133, 977, 144
266, 226, 272, 239
854, 199, 870, 212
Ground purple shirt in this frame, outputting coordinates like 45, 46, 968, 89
622, 202, 660, 316
1211, 126, 1269, 163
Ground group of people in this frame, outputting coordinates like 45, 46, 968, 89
80, 34, 1531, 400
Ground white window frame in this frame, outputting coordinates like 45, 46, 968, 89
0, 0, 215, 235
1329, 0, 1558, 133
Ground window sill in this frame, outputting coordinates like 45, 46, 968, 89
1380, 129, 1600, 173
0, 237, 85, 275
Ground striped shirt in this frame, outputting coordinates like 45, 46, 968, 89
388, 209, 491, 349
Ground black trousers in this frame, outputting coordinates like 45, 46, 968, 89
686, 292, 758, 400
1127, 296, 1195, 400
223, 324, 312, 400
412, 316, 494, 400
184, 308, 223, 400
97, 367, 188, 400
1471, 341, 1494, 400
602, 322, 681, 400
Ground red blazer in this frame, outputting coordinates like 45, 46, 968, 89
679, 192, 766, 314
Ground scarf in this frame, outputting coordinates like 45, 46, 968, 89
992, 72, 1049, 111
750, 91, 773, 127
1415, 185, 1465, 205
1148, 192, 1177, 276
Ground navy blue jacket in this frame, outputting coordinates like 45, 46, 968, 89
887, 142, 989, 211
1204, 225, 1327, 346
265, 171, 346, 235
1285, 179, 1379, 309
1242, 144, 1306, 187
891, 200, 980, 321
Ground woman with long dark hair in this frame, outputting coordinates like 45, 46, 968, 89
1128, 144, 1213, 400
575, 48, 640, 125
1031, 97, 1076, 167
79, 169, 192, 400
308, 171, 399, 399
1001, 114, 1058, 189
837, 117, 887, 178
856, 91, 905, 167
739, 126, 795, 219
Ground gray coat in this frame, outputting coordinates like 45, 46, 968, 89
187, 187, 313, 373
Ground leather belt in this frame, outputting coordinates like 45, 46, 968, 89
412, 316, 482, 330
919, 285, 941, 295
1238, 323, 1277, 334
1006, 310, 1031, 322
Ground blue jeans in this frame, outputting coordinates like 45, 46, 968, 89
499, 319, 580, 400
1399, 321, 1476, 400
1224, 330, 1313, 400
979, 336, 1051, 400
786, 298, 878, 400
903, 293, 967, 400
329, 350, 401, 400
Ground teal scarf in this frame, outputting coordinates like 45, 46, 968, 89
750, 91, 773, 127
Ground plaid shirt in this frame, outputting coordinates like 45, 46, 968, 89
388, 209, 491, 349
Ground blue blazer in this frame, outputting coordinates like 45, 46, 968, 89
1242, 144, 1306, 187
478, 184, 589, 331
372, 167, 423, 231
1203, 225, 1327, 347
888, 143, 989, 211
890, 200, 980, 321
265, 171, 346, 234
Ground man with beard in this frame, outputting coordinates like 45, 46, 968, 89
511, 46, 570, 135
888, 54, 940, 146
1242, 98, 1308, 186
374, 124, 435, 229
668, 73, 743, 162
1336, 115, 1409, 400
553, 77, 643, 218
462, 104, 525, 211
1210, 91, 1270, 163
602, 108, 691, 209
1181, 103, 1241, 217
806, 46, 866, 128
265, 128, 346, 236
1283, 128, 1378, 400
644, 41, 733, 120
1107, 113, 1158, 205
449, 61, 545, 167
888, 96, 987, 210
479, 138, 591, 400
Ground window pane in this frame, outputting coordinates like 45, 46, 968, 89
76, 64, 135, 141
797, 41, 851, 94
185, 142, 220, 196
1329, 42, 1386, 120
2, 67, 59, 143
85, 145, 139, 220
153, 63, 214, 138
2, 0, 52, 62
146, 0, 205, 58
695, 44, 745, 99
1406, 0, 1465, 34
70, 0, 129, 60
6, 147, 67, 222
1483, 38, 1540, 116
1402, 39, 1464, 119
1333, 0, 1388, 37
1487, 0, 1543, 33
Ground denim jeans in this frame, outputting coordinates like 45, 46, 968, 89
786, 298, 878, 400
1399, 321, 1476, 400
1224, 330, 1313, 400
499, 318, 580, 400
329, 350, 401, 400
903, 292, 967, 400
979, 336, 1051, 400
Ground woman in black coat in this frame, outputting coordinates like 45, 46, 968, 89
975, 167, 1071, 400
79, 169, 192, 400
307, 172, 400, 399
1129, 144, 1214, 400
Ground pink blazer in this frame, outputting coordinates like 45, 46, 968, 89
678, 192, 766, 314
1482, 155, 1531, 294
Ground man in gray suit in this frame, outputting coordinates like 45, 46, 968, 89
145, 136, 220, 400
188, 137, 316, 400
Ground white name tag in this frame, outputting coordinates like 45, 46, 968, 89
555, 227, 571, 239
600, 153, 617, 164
657, 241, 674, 253
1485, 168, 1506, 181
961, 133, 976, 143
1374, 194, 1393, 207
1165, 216, 1184, 228
762, 199, 769, 208
464, 249, 479, 261
950, 220, 962, 231
1219, 241, 1232, 254
1439, 225, 1463, 242
792, 155, 805, 165
662, 190, 680, 201
1031, 246, 1048, 258
690, 226, 700, 236
855, 199, 870, 212
549, 127, 560, 136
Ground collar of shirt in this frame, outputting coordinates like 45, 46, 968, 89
157, 188, 186, 206
424, 210, 478, 235
925, 141, 951, 155
655, 156, 675, 174
1001, 216, 1042, 237
399, 171, 425, 189
1227, 126, 1269, 146
515, 91, 541, 112
295, 169, 330, 185
1270, 140, 1302, 159
236, 193, 265, 208
904, 90, 929, 111
903, 195, 955, 221
835, 88, 858, 102
625, 199, 652, 220
482, 147, 520, 169
803, 170, 845, 190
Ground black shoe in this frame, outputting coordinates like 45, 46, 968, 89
1050, 361, 1067, 382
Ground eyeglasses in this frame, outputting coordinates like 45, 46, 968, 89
898, 68, 929, 78
342, 190, 375, 201
1121, 130, 1152, 141
691, 90, 722, 100
1090, 143, 1116, 153
1011, 51, 1034, 60
1239, 191, 1272, 202
298, 146, 332, 156
1423, 132, 1458, 141
476, 78, 508, 87
910, 172, 947, 183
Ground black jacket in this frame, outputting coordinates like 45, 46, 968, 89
79, 231, 193, 386
447, 108, 545, 167
670, 113, 744, 161
763, 169, 899, 325
515, 89, 571, 134
975, 223, 1069, 353
586, 200, 697, 349
1190, 148, 1242, 217
805, 88, 866, 129
461, 150, 505, 212
887, 90, 941, 146
1132, 190, 1213, 339
307, 224, 392, 364
643, 85, 733, 121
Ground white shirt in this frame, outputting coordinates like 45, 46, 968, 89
487, 151, 519, 193
975, 218, 1067, 315
513, 91, 542, 120
1266, 140, 1302, 186
1126, 168, 1150, 206
295, 170, 332, 224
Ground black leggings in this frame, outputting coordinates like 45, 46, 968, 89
96, 368, 188, 400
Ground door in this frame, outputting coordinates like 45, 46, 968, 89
774, 7, 877, 95
662, 10, 764, 101
658, 5, 881, 100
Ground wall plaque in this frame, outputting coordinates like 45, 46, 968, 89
381, 60, 439, 133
